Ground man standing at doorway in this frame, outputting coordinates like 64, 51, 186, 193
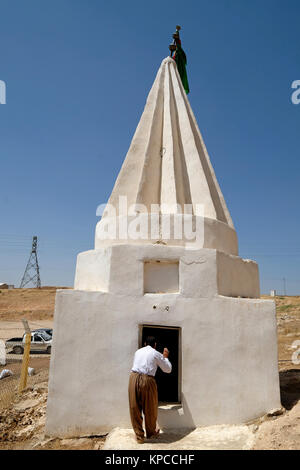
128, 336, 172, 443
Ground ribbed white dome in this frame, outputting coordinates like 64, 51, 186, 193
96, 57, 238, 254
105, 57, 234, 224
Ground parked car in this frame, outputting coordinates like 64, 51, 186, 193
5, 331, 52, 354
32, 328, 53, 337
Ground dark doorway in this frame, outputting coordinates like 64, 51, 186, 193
140, 325, 180, 403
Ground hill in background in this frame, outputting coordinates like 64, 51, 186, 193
0, 287, 70, 321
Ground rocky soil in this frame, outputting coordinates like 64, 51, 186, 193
0, 380, 106, 450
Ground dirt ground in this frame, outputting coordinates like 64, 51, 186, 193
253, 369, 300, 450
0, 357, 106, 450
0, 287, 68, 322
0, 289, 299, 450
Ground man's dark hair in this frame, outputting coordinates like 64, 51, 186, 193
145, 336, 156, 347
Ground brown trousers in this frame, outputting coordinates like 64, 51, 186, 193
128, 372, 158, 440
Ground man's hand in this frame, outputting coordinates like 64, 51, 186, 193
163, 348, 169, 358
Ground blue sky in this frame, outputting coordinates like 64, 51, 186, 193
0, 0, 299, 294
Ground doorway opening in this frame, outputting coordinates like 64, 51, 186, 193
139, 325, 181, 404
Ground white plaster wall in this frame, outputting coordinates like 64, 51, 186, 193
46, 289, 280, 437
74, 248, 111, 292
179, 248, 218, 298
203, 217, 238, 255
75, 246, 259, 299
217, 252, 260, 298
95, 215, 238, 256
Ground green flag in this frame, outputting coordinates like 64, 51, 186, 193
174, 44, 189, 94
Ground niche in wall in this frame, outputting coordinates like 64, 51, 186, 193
144, 260, 179, 294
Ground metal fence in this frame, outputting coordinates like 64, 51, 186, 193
0, 321, 51, 412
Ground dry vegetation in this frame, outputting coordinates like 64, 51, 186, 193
0, 289, 299, 450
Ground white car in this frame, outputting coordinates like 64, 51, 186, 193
6, 331, 52, 354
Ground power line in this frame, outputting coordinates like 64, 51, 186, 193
19, 236, 41, 288
283, 277, 287, 296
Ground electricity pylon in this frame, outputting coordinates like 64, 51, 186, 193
20, 236, 41, 288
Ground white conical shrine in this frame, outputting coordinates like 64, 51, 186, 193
46, 58, 280, 438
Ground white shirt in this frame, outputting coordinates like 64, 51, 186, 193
131, 345, 172, 377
